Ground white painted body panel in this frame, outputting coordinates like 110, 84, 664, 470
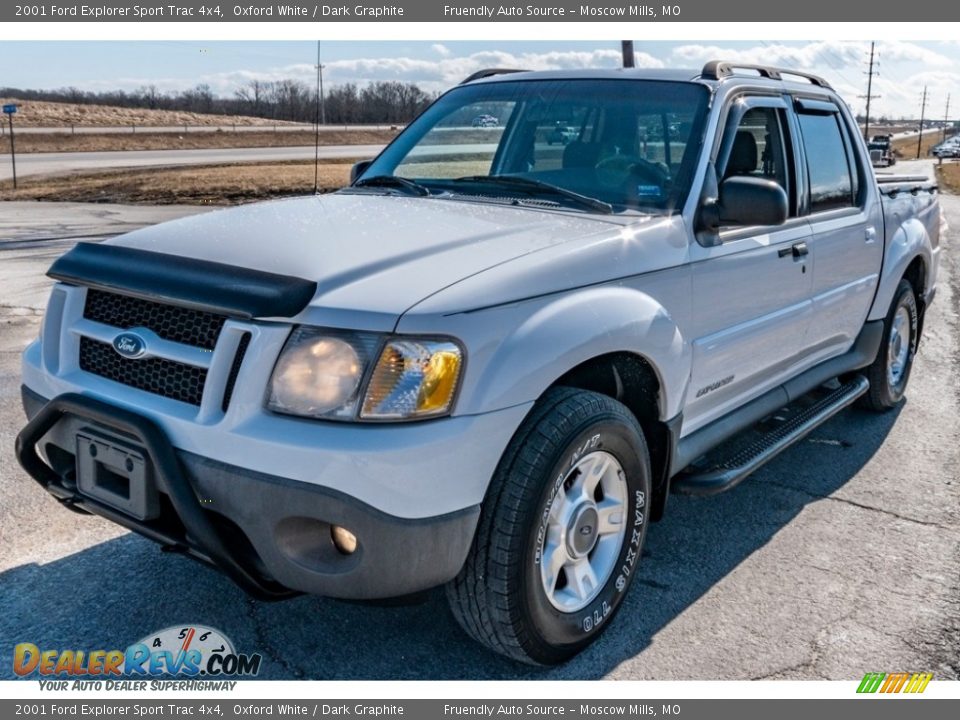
21, 72, 942, 522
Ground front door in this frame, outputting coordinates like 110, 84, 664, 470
684, 99, 813, 435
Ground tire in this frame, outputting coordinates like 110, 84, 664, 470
860, 279, 918, 411
446, 387, 652, 665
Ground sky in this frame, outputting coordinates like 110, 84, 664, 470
0, 40, 957, 120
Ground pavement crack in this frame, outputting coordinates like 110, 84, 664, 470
765, 479, 957, 533
243, 596, 304, 679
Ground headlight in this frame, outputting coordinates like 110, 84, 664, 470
267, 328, 463, 421
361, 339, 463, 420
267, 328, 377, 419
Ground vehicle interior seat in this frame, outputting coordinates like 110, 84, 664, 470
725, 130, 758, 178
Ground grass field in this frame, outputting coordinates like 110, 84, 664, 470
936, 161, 960, 194
0, 97, 299, 128
892, 130, 959, 159
0, 160, 356, 204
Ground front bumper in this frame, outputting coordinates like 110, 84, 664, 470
18, 389, 480, 600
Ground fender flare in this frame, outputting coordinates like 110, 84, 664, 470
869, 214, 935, 321
455, 285, 690, 420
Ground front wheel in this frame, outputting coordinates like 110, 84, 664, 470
446, 388, 652, 665
861, 279, 918, 411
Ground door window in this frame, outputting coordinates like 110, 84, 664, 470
797, 111, 857, 213
720, 105, 795, 218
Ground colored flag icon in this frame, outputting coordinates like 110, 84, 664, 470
856, 672, 932, 694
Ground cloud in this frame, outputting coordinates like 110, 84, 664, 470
271, 49, 663, 91
72, 42, 957, 120
669, 41, 955, 118
87, 48, 665, 97
670, 40, 951, 71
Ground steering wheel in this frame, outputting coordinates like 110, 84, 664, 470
594, 155, 670, 190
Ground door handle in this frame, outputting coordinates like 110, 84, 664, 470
778, 242, 809, 259
865, 227, 877, 243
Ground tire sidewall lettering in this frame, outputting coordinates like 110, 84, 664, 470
526, 421, 650, 645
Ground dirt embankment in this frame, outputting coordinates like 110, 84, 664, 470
936, 162, 960, 195
892, 131, 958, 160
0, 160, 357, 205
0, 97, 300, 128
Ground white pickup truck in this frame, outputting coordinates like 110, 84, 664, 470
18, 62, 941, 665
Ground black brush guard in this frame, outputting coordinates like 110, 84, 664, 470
15, 392, 297, 601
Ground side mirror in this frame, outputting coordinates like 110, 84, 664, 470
717, 176, 788, 227
350, 160, 373, 185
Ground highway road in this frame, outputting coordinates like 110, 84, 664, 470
0, 161, 956, 681
0, 144, 387, 181
3, 124, 399, 135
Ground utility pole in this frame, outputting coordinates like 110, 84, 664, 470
7, 112, 15, 190
916, 86, 928, 160
2, 104, 17, 190
313, 41, 323, 194
943, 94, 952, 143
621, 40, 635, 69
860, 42, 878, 141
318, 66, 326, 125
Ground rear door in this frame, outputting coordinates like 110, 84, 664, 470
685, 96, 813, 435
794, 98, 883, 360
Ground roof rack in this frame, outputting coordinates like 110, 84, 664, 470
460, 68, 527, 85
700, 61, 832, 89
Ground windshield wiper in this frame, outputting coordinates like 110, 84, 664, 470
353, 175, 430, 197
451, 175, 613, 214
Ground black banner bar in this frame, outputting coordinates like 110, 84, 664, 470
1, 699, 958, 719
4, 0, 959, 23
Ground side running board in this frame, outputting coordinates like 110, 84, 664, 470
672, 375, 870, 496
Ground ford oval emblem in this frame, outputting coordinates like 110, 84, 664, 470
112, 332, 147, 359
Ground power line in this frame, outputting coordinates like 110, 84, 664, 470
759, 41, 860, 98
809, 43, 863, 90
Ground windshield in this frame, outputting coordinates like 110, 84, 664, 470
357, 78, 710, 214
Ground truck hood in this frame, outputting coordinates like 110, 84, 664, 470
110, 192, 617, 329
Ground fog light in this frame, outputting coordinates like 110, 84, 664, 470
331, 525, 358, 555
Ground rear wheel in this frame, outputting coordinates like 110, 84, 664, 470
446, 387, 651, 665
861, 279, 918, 411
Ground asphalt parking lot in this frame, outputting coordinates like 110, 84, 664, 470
1, 167, 958, 680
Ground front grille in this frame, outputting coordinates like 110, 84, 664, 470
84, 289, 227, 351
79, 337, 207, 407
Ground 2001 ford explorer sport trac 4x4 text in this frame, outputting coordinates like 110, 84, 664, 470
17, 62, 943, 665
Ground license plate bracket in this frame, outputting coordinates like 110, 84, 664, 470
76, 429, 159, 521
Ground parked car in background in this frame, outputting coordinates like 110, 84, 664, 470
547, 122, 578, 145
471, 114, 499, 127
932, 138, 960, 158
